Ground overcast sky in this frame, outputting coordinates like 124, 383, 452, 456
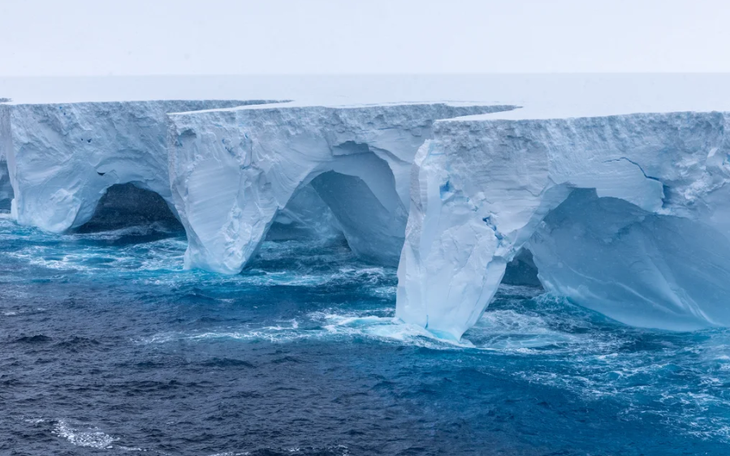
1, 0, 728, 76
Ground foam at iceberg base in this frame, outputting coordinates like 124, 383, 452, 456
397, 111, 730, 339
0, 100, 271, 233
167, 103, 513, 274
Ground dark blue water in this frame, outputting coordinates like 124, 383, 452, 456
2, 214, 730, 455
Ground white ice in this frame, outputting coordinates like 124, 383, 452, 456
4, 75, 730, 340
167, 102, 511, 274
397, 111, 730, 339
0, 100, 269, 232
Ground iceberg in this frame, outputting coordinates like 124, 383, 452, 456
4, 79, 730, 341
396, 111, 730, 339
0, 100, 272, 232
167, 102, 513, 274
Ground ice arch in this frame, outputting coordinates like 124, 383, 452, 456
266, 183, 342, 242
308, 156, 405, 265
267, 155, 405, 264
397, 111, 730, 340
1, 100, 272, 232
74, 183, 183, 233
501, 249, 541, 288
529, 188, 730, 331
168, 103, 512, 274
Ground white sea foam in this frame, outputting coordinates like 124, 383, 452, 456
23, 418, 46, 424
52, 419, 118, 449
140, 303, 596, 353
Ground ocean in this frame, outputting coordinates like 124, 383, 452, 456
1, 214, 730, 455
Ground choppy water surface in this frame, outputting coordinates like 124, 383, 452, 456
2, 214, 730, 455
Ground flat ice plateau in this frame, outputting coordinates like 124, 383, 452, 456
3, 74, 730, 340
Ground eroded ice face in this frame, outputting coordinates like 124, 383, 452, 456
166, 102, 512, 274
397, 111, 730, 339
3, 99, 270, 233
530, 189, 730, 331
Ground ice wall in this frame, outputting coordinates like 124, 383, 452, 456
0, 159, 12, 211
168, 103, 514, 274
0, 105, 12, 210
2, 100, 272, 232
397, 111, 730, 339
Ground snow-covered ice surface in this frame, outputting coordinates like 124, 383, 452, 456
3, 74, 730, 116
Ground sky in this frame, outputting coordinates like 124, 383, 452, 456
1, 0, 729, 76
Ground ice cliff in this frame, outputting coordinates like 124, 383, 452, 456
167, 103, 512, 274
0, 158, 12, 211
397, 111, 730, 339
5, 94, 730, 341
0, 100, 271, 232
